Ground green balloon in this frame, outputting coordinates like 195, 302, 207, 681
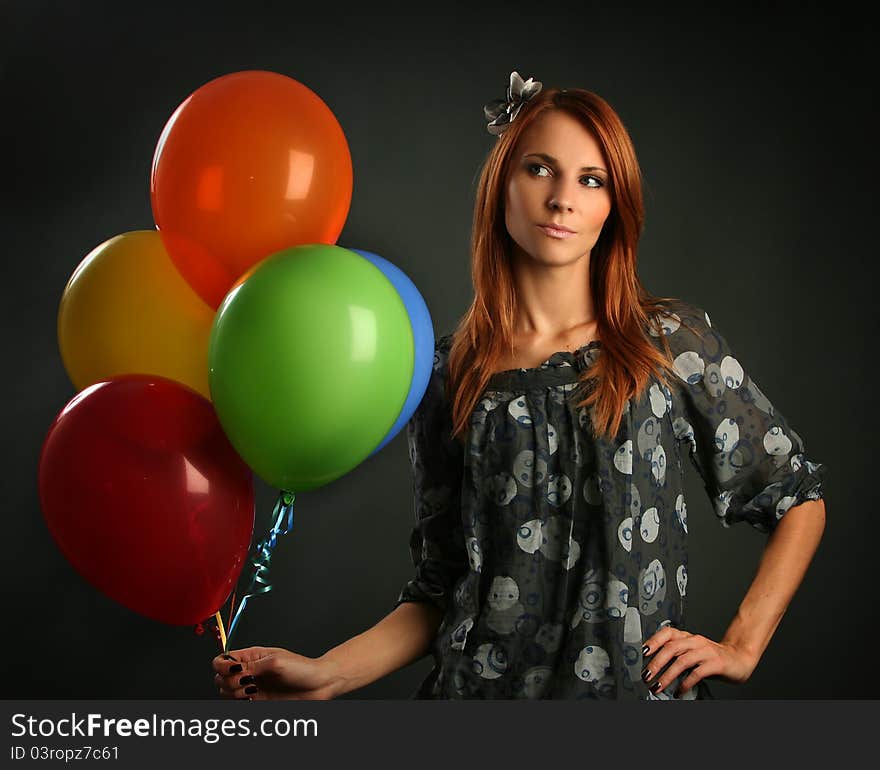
208, 244, 414, 492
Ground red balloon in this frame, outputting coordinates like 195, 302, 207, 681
38, 375, 255, 625
150, 69, 353, 309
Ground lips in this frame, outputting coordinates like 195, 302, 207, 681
540, 222, 575, 232
537, 224, 576, 239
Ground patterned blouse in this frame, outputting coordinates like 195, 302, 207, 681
393, 301, 827, 699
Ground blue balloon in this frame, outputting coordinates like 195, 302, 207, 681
345, 248, 435, 455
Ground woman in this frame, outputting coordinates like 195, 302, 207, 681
212, 71, 827, 700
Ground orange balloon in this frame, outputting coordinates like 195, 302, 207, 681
150, 70, 353, 309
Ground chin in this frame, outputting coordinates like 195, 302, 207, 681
537, 245, 586, 263
512, 237, 587, 265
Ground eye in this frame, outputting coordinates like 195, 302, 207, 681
526, 163, 604, 188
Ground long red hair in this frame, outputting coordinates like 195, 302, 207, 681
445, 85, 704, 443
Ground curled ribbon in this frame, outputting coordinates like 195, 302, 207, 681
224, 489, 296, 651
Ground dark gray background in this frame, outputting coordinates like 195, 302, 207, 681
2, 1, 874, 699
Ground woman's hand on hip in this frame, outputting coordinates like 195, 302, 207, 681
640, 626, 758, 698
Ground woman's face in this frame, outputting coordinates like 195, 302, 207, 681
504, 110, 612, 267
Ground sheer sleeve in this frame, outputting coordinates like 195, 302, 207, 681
661, 303, 828, 533
393, 334, 468, 613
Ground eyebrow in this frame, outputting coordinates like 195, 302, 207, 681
523, 152, 608, 174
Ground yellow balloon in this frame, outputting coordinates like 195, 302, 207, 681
58, 230, 215, 399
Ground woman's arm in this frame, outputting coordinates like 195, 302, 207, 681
720, 497, 826, 665
318, 600, 445, 698
641, 497, 826, 697
640, 305, 829, 695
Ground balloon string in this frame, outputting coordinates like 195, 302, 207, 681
224, 490, 296, 652
214, 611, 227, 650
226, 586, 237, 636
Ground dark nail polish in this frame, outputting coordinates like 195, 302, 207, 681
641, 667, 650, 681
650, 680, 662, 693
229, 664, 242, 674
239, 675, 255, 686
244, 685, 258, 694
642, 645, 650, 656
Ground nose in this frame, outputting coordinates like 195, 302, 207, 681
547, 179, 576, 212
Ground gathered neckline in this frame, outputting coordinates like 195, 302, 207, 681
489, 339, 602, 377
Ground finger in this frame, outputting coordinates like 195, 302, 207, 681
649, 649, 704, 694
214, 674, 232, 699
213, 648, 273, 693
226, 672, 262, 701
676, 663, 715, 698
226, 651, 276, 682
216, 654, 251, 680
212, 654, 242, 673
211, 649, 249, 672
215, 669, 248, 698
668, 665, 695, 699
643, 637, 700, 684
216, 669, 248, 698
227, 650, 270, 677
642, 625, 690, 657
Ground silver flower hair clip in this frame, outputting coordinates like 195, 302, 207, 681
483, 70, 543, 136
